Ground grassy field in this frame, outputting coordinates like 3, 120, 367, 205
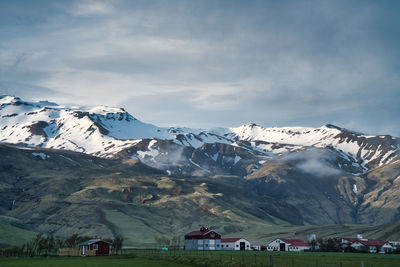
0, 251, 399, 267
125, 249, 400, 267
0, 256, 192, 267
0, 219, 37, 248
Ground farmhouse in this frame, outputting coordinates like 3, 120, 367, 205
336, 236, 400, 254
267, 238, 311, 252
350, 239, 386, 253
184, 226, 222, 250
336, 237, 359, 252
220, 238, 251, 251
78, 239, 111, 256
380, 242, 395, 253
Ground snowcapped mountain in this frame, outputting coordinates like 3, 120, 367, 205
0, 95, 399, 176
1, 95, 400, 230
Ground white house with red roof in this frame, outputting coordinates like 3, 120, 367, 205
220, 238, 251, 251
380, 242, 395, 253
336, 236, 396, 253
336, 237, 359, 251
184, 226, 222, 250
350, 238, 386, 253
267, 238, 311, 252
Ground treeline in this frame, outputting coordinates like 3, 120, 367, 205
0, 233, 124, 257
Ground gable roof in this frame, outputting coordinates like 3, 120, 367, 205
185, 230, 213, 236
354, 239, 386, 247
279, 238, 310, 247
184, 227, 220, 238
78, 239, 111, 246
221, 238, 242, 243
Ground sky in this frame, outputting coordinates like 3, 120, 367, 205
0, 0, 399, 136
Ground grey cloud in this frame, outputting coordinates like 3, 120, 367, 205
0, 0, 399, 136
0, 81, 64, 100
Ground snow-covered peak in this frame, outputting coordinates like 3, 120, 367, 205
0, 96, 398, 171
0, 95, 23, 105
226, 124, 342, 146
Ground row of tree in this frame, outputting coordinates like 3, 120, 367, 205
0, 233, 124, 257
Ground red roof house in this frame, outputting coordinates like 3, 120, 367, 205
184, 226, 221, 240
78, 239, 111, 256
184, 227, 222, 250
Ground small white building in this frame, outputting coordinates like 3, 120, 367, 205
220, 238, 251, 251
267, 238, 311, 252
380, 242, 395, 253
389, 241, 400, 252
350, 239, 385, 253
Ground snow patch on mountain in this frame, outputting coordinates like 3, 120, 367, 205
32, 152, 49, 160
353, 184, 358, 194
0, 96, 399, 175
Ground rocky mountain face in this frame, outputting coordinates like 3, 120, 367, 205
0, 95, 400, 242
1, 95, 398, 176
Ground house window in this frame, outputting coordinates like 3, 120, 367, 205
217, 244, 219, 247
210, 233, 215, 238
236, 245, 239, 247
247, 245, 249, 247
206, 244, 208, 247
226, 245, 229, 247
93, 244, 98, 250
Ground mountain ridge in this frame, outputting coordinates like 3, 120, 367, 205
1, 95, 398, 176
0, 95, 400, 245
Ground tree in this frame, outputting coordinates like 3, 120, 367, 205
65, 233, 79, 248
112, 236, 124, 255
38, 235, 48, 256
25, 239, 36, 256
154, 235, 171, 248
171, 236, 181, 250
310, 239, 317, 251
55, 238, 64, 255
319, 238, 340, 252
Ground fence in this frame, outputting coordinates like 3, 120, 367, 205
59, 248, 81, 257
120, 249, 400, 267
58, 248, 96, 256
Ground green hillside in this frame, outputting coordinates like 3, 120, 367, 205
0, 143, 399, 248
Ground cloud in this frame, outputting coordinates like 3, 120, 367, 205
0, 0, 399, 136
0, 81, 64, 100
281, 148, 341, 177
69, 0, 115, 16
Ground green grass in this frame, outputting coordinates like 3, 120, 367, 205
0, 251, 399, 267
0, 256, 193, 267
124, 249, 400, 267
103, 209, 161, 246
0, 220, 37, 247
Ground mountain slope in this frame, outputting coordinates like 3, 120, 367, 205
1, 143, 399, 247
0, 95, 399, 240
1, 96, 398, 175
